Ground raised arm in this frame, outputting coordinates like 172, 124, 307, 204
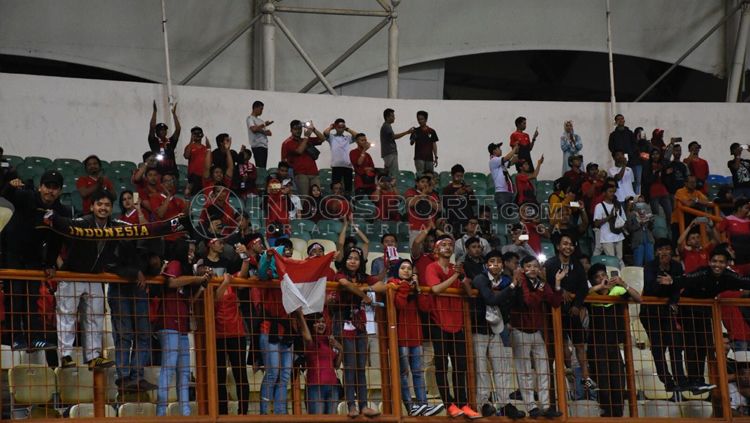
171, 103, 181, 141
215, 273, 232, 300
394, 127, 414, 140
149, 100, 157, 136
225, 148, 235, 180
203, 144, 213, 179
530, 155, 545, 179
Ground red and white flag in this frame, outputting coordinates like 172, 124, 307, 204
272, 250, 335, 315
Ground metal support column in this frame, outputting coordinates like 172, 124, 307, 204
261, 0, 276, 91
728, 2, 750, 102
635, 0, 746, 102
160, 0, 174, 108
273, 15, 338, 95
605, 0, 616, 113
387, 0, 400, 99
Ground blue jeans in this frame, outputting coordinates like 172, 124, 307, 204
306, 384, 337, 414
156, 330, 191, 416
259, 333, 293, 414
399, 345, 427, 408
633, 164, 642, 195
632, 238, 655, 266
107, 284, 151, 381
343, 332, 369, 410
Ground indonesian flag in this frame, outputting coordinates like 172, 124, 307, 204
272, 250, 335, 315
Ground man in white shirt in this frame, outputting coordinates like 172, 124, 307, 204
593, 183, 626, 264
607, 149, 636, 203
245, 100, 272, 168
488, 142, 519, 214
324, 118, 359, 195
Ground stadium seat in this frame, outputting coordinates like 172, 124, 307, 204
119, 402, 156, 417
291, 219, 317, 234
55, 366, 94, 404
9, 364, 56, 408
317, 219, 343, 235
621, 266, 644, 292
637, 372, 672, 400
591, 255, 621, 269
642, 400, 680, 417
23, 156, 53, 168
52, 157, 83, 170
3, 154, 24, 168
290, 237, 309, 256
540, 241, 555, 259
69, 403, 117, 418
167, 401, 198, 416
680, 400, 713, 418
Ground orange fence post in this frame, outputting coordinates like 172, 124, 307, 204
712, 303, 733, 420
385, 287, 402, 419
203, 285, 219, 419
194, 296, 208, 416
377, 303, 392, 414
462, 300, 477, 409
291, 368, 302, 415
621, 308, 639, 418
550, 307, 568, 419
93, 369, 106, 418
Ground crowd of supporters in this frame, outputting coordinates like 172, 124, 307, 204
2, 100, 750, 419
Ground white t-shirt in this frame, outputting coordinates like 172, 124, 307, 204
608, 165, 636, 202
327, 132, 353, 168
594, 200, 626, 243
489, 156, 510, 193
246, 115, 269, 149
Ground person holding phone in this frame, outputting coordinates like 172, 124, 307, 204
729, 143, 750, 200
510, 116, 538, 172
587, 263, 641, 417
246, 100, 273, 169
501, 223, 537, 260
677, 216, 720, 273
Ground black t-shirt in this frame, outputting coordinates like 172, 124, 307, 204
202, 256, 241, 275
211, 148, 241, 188
729, 158, 750, 189
148, 133, 179, 176
664, 160, 688, 193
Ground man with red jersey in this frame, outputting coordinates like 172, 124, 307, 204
405, 174, 440, 246
183, 127, 209, 195
424, 235, 481, 419
684, 141, 709, 194
281, 120, 325, 196
510, 116, 539, 172
677, 218, 720, 273
718, 199, 750, 275
350, 133, 377, 196
76, 154, 115, 213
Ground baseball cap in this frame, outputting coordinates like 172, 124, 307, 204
155, 123, 168, 131
586, 162, 599, 172
40, 170, 63, 188
487, 142, 503, 154
688, 141, 701, 149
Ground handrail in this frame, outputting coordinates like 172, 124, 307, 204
0, 267, 746, 422
675, 201, 725, 247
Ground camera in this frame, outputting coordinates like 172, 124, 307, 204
267, 222, 283, 237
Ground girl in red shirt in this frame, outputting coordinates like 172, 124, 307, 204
118, 190, 146, 225
304, 313, 342, 414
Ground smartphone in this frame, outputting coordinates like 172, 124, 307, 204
694, 216, 709, 224
569, 201, 580, 208
132, 192, 140, 204
610, 270, 619, 278
386, 246, 399, 262
519, 234, 530, 241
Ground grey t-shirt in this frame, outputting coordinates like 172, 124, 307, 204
246, 115, 268, 149
380, 122, 396, 158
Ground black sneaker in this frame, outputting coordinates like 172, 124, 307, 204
60, 355, 76, 368
29, 339, 56, 351
543, 407, 562, 419
509, 390, 523, 401
499, 403, 526, 420
408, 404, 428, 416
481, 403, 496, 417
11, 339, 28, 351
528, 408, 542, 419
691, 383, 716, 395
422, 403, 445, 417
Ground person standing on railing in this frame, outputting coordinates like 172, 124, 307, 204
587, 263, 641, 417
544, 233, 596, 394
157, 240, 206, 416
640, 238, 688, 395
508, 255, 563, 419
424, 235, 481, 419
148, 100, 181, 178
55, 189, 118, 369
469, 250, 526, 419
669, 248, 750, 394
672, 175, 712, 236
683, 141, 709, 194
717, 198, 750, 276
334, 246, 384, 419
203, 237, 252, 414
4, 171, 69, 354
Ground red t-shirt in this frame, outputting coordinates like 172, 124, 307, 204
718, 215, 750, 265
405, 188, 439, 230
350, 149, 376, 190
685, 157, 709, 193
215, 286, 245, 338
304, 336, 339, 386
389, 278, 422, 346
515, 173, 535, 204
522, 221, 542, 254
160, 260, 191, 333
202, 175, 232, 191
186, 143, 209, 176
321, 196, 351, 220
119, 209, 140, 225
372, 190, 401, 221
424, 261, 464, 333
76, 175, 115, 213
680, 243, 715, 274
131, 170, 162, 199
719, 291, 750, 341
510, 130, 531, 148
281, 136, 321, 176
147, 193, 186, 240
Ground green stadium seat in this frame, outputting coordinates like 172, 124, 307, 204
398, 170, 415, 179
24, 156, 53, 168
591, 255, 622, 269
317, 219, 343, 235
51, 157, 83, 172
3, 155, 24, 168
70, 191, 83, 214
106, 168, 131, 184
110, 160, 137, 172
17, 164, 46, 183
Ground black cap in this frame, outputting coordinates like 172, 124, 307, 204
487, 142, 502, 154
155, 123, 168, 131
40, 170, 63, 187
688, 141, 701, 149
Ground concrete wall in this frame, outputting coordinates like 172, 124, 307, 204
0, 0, 734, 92
0, 73, 746, 180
